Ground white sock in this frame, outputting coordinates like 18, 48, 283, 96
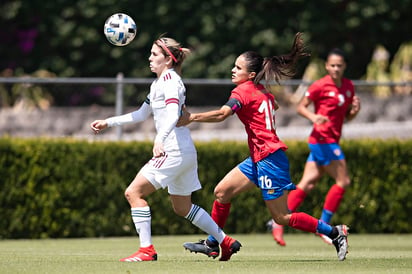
131, 206, 152, 247
185, 204, 226, 244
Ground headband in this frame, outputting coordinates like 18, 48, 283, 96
156, 39, 178, 63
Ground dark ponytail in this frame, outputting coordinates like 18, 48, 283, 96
254, 32, 310, 87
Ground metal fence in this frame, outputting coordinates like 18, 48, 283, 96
0, 75, 411, 140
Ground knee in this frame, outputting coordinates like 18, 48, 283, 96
303, 183, 316, 193
213, 188, 222, 200
297, 180, 317, 193
337, 177, 351, 189
124, 187, 134, 203
214, 186, 231, 203
124, 186, 143, 204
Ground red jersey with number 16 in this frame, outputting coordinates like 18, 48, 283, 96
306, 75, 355, 144
228, 81, 287, 163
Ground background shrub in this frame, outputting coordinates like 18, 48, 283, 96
0, 138, 410, 238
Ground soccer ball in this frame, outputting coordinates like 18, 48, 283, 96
104, 13, 137, 46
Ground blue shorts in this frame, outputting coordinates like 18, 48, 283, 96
307, 143, 345, 166
238, 149, 296, 201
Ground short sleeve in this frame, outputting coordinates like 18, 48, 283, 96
306, 80, 322, 101
230, 85, 248, 106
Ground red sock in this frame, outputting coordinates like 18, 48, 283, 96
211, 200, 231, 228
288, 212, 318, 233
287, 188, 307, 212
323, 184, 345, 212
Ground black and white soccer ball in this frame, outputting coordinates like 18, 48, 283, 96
104, 13, 136, 46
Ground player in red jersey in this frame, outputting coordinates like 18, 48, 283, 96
179, 34, 349, 261
270, 48, 361, 247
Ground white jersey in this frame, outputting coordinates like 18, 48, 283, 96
106, 68, 200, 195
149, 69, 196, 154
106, 68, 195, 154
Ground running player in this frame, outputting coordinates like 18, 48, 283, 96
90, 36, 241, 262
270, 48, 361, 247
178, 33, 349, 261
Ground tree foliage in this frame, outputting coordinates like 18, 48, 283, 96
1, 0, 411, 79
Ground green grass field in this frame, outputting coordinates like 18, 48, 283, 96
0, 234, 411, 274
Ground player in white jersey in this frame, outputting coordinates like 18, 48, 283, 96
90, 36, 241, 262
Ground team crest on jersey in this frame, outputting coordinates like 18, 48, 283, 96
346, 90, 352, 97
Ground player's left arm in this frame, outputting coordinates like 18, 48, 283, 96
153, 77, 182, 156
153, 101, 180, 157
177, 95, 240, 126
190, 105, 233, 123
346, 95, 361, 121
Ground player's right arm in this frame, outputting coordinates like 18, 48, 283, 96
297, 96, 329, 125
90, 119, 108, 133
90, 99, 151, 133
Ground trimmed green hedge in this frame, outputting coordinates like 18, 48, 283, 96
0, 137, 411, 239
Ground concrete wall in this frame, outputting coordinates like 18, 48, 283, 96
1, 93, 411, 141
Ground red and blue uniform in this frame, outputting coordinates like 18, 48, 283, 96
225, 81, 295, 200
305, 75, 355, 166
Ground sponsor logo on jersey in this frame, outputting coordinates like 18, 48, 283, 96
334, 148, 342, 156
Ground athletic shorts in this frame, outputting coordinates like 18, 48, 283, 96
307, 143, 345, 166
238, 149, 296, 201
140, 151, 201, 196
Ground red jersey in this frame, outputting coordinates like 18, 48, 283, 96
228, 81, 287, 162
306, 75, 355, 144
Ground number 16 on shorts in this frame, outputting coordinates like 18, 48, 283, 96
259, 175, 273, 188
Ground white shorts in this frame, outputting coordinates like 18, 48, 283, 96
140, 151, 201, 196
